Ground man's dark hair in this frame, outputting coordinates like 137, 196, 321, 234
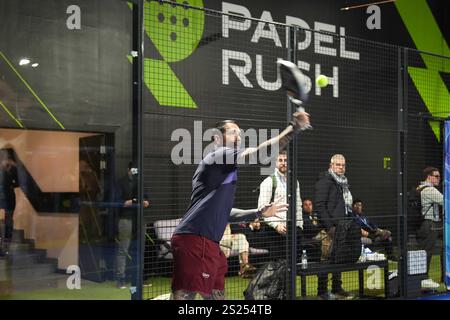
423, 166, 439, 180
128, 161, 136, 169
352, 198, 363, 206
0, 148, 16, 162
302, 198, 312, 204
278, 150, 287, 156
211, 120, 237, 142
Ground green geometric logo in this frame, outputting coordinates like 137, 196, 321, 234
395, 0, 450, 141
142, 0, 205, 108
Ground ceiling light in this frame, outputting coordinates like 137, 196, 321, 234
19, 58, 30, 66
31, 63, 39, 67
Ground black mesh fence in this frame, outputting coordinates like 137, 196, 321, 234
1, 0, 448, 302
143, 0, 291, 299
404, 49, 449, 296
141, 0, 449, 300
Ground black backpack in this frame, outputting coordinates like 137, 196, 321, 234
244, 260, 287, 300
330, 219, 362, 264
407, 186, 430, 231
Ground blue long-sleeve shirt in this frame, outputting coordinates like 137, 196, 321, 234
352, 212, 377, 233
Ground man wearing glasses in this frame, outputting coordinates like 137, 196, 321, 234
417, 167, 444, 289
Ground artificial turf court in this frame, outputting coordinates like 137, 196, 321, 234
1, 259, 446, 300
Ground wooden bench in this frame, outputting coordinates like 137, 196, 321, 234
297, 259, 390, 298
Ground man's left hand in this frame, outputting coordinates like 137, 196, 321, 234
259, 200, 288, 218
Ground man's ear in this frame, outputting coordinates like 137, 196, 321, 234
213, 134, 223, 145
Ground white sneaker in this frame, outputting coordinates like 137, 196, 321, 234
152, 293, 171, 300
421, 279, 440, 289
366, 252, 386, 261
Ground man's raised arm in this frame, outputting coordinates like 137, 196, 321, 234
238, 111, 310, 161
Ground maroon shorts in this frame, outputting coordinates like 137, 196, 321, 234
171, 234, 228, 296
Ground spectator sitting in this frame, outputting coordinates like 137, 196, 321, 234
230, 218, 266, 250
302, 198, 321, 239
351, 199, 394, 260
220, 224, 257, 278
301, 198, 324, 262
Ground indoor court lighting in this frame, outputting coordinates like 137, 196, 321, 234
341, 0, 396, 11
19, 58, 30, 66
31, 63, 39, 67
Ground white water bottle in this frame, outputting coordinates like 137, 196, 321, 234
361, 244, 366, 262
301, 250, 308, 269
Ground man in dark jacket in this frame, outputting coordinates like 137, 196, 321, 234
314, 154, 354, 299
301, 198, 323, 262
302, 198, 321, 239
0, 150, 18, 256
115, 162, 150, 288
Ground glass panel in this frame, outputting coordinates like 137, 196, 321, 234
0, 0, 136, 299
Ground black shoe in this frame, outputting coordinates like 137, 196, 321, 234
0, 249, 8, 257
117, 279, 127, 289
332, 289, 354, 300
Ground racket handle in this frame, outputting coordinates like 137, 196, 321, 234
296, 106, 313, 130
288, 95, 312, 130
